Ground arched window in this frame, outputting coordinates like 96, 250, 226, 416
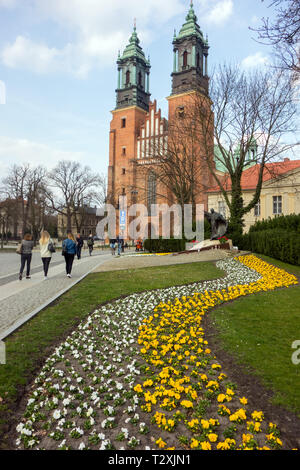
183, 51, 188, 68
147, 171, 156, 214
138, 71, 142, 87
196, 52, 200, 69
126, 70, 130, 86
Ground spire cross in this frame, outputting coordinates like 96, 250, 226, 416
134, 17, 137, 30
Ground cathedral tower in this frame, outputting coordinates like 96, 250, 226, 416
167, 2, 214, 209
171, 1, 209, 96
116, 24, 151, 111
108, 26, 151, 212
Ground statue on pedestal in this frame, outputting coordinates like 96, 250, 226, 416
204, 209, 228, 241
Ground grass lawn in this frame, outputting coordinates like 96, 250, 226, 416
0, 261, 223, 440
209, 254, 300, 416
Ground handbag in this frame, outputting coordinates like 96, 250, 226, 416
61, 241, 67, 256
48, 241, 56, 253
16, 242, 22, 255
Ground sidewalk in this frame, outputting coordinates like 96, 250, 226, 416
0, 253, 111, 340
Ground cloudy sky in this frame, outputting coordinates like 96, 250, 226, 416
0, 0, 290, 177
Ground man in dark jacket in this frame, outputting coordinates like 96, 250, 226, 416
87, 234, 94, 256
76, 233, 84, 260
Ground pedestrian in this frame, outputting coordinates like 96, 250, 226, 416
18, 233, 34, 280
109, 238, 116, 256
39, 230, 55, 280
116, 236, 122, 256
76, 233, 84, 260
62, 232, 77, 278
87, 234, 94, 256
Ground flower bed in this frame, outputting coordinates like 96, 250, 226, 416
15, 255, 297, 450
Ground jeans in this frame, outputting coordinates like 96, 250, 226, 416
76, 245, 82, 259
64, 253, 75, 275
20, 254, 32, 276
42, 257, 51, 276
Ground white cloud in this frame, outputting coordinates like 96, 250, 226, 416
197, 0, 234, 26
0, 136, 85, 173
0, 0, 185, 77
241, 52, 270, 69
0, 0, 16, 8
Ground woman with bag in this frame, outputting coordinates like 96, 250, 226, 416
18, 233, 34, 281
39, 231, 55, 280
62, 232, 76, 278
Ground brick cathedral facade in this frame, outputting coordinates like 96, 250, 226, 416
107, 3, 216, 238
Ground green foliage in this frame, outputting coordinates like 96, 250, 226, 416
143, 237, 186, 253
242, 228, 300, 265
227, 221, 244, 248
248, 214, 300, 233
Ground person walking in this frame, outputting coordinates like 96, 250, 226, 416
39, 231, 55, 280
87, 234, 94, 256
109, 238, 116, 256
62, 232, 77, 278
76, 233, 84, 260
18, 233, 34, 280
116, 236, 122, 256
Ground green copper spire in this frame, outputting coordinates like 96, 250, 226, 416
176, 1, 204, 41
119, 24, 150, 64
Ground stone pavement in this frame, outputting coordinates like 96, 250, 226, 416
93, 249, 236, 273
0, 253, 111, 340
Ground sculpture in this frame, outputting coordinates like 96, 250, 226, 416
204, 209, 228, 241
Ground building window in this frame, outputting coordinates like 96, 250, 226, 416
196, 52, 200, 69
147, 171, 156, 213
122, 147, 126, 156
126, 70, 130, 86
177, 106, 185, 118
121, 118, 126, 128
254, 200, 260, 217
218, 201, 226, 217
138, 71, 142, 87
122, 188, 126, 196
122, 168, 126, 175
273, 196, 282, 215
183, 51, 188, 68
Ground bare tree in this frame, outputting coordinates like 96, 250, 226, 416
2, 164, 48, 239
130, 107, 213, 235
46, 160, 104, 234
251, 0, 300, 77
192, 64, 298, 240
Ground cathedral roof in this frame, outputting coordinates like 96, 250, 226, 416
175, 2, 206, 43
119, 26, 150, 65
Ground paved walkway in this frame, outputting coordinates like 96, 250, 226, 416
0, 253, 111, 340
93, 249, 236, 273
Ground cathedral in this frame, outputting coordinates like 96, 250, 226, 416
107, 2, 216, 237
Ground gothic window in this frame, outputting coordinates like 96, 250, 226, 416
126, 70, 130, 86
147, 171, 156, 213
138, 71, 143, 87
121, 118, 126, 128
196, 52, 200, 69
183, 51, 188, 68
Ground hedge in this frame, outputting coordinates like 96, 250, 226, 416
248, 214, 300, 233
241, 228, 300, 266
143, 238, 186, 253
